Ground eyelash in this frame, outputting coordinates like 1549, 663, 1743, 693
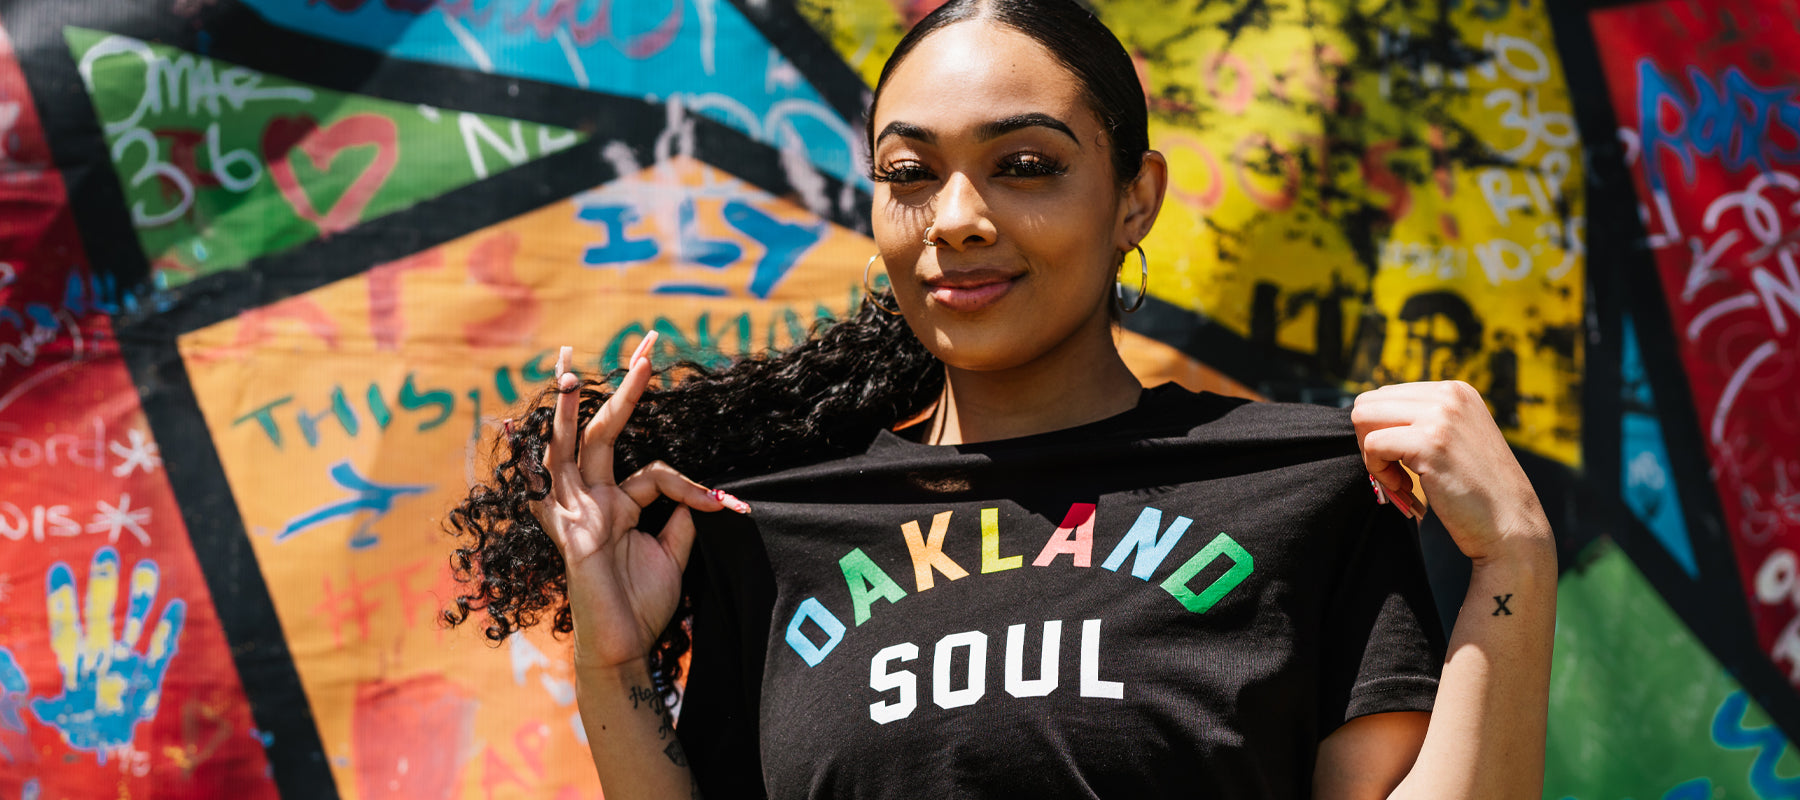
869, 153, 1067, 184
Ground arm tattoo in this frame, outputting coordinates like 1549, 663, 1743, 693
664, 739, 690, 767
630, 684, 689, 768
1493, 593, 1514, 616
628, 684, 677, 740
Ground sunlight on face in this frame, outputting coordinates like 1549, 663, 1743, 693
869, 19, 1131, 373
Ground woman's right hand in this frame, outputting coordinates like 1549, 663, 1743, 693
529, 332, 751, 671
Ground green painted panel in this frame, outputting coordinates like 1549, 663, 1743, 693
1547, 542, 1800, 799
65, 26, 586, 288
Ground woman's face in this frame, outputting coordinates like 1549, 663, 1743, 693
869, 20, 1151, 373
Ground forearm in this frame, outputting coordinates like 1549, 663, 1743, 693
1389, 531, 1556, 800
574, 650, 698, 800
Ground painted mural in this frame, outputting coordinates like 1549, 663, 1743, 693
0, 0, 1791, 796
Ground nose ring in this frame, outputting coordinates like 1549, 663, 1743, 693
922, 226, 939, 247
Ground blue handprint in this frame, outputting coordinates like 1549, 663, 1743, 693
29, 547, 186, 764
0, 646, 28, 762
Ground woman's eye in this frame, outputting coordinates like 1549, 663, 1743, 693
998, 154, 1066, 178
871, 163, 933, 184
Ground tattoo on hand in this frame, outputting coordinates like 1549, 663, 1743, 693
1493, 593, 1514, 616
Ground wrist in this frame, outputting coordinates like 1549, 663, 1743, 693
572, 639, 653, 683
1468, 527, 1556, 574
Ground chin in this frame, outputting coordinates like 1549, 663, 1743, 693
907, 313, 1051, 373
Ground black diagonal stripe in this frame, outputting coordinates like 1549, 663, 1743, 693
1122, 294, 1343, 401
115, 329, 341, 799
727, 0, 875, 130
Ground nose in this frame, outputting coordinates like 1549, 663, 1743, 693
928, 172, 997, 251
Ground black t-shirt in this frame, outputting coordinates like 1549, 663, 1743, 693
678, 384, 1446, 799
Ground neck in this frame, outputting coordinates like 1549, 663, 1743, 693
928, 320, 1142, 446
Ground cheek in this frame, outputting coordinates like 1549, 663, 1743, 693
873, 192, 932, 243
1012, 205, 1120, 291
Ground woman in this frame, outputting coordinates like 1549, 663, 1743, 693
447, 1, 1556, 798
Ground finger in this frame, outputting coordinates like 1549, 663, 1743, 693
1350, 395, 1434, 435
44, 561, 80, 690
1359, 380, 1454, 400
1360, 427, 1423, 519
662, 505, 698, 573
120, 560, 159, 652
580, 331, 660, 486
1354, 382, 1495, 437
618, 460, 733, 513
144, 598, 187, 681
82, 547, 120, 674
546, 345, 582, 505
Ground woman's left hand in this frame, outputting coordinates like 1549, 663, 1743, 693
1352, 380, 1551, 563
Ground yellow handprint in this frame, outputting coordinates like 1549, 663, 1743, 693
31, 546, 185, 763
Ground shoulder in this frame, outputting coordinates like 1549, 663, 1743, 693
1139, 383, 1356, 449
1135, 386, 1373, 508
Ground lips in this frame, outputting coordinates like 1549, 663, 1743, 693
923, 269, 1021, 313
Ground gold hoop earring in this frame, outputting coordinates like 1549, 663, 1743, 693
864, 254, 903, 315
1116, 245, 1148, 314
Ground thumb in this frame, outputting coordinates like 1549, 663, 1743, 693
1360, 426, 1422, 518
661, 505, 698, 574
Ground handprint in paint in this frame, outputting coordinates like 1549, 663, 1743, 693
29, 547, 186, 763
0, 647, 28, 761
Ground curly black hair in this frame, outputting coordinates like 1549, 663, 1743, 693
443, 297, 942, 700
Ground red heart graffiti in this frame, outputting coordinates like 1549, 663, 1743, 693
263, 113, 399, 237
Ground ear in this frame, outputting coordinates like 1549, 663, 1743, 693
1114, 150, 1169, 252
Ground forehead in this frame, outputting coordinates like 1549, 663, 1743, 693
873, 20, 1095, 139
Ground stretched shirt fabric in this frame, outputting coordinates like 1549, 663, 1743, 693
677, 384, 1446, 799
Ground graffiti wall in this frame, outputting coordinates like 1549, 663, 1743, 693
0, 0, 1789, 796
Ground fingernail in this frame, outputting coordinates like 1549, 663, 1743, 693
503, 417, 514, 436
1368, 475, 1389, 505
708, 489, 752, 515
556, 345, 573, 374
630, 331, 659, 365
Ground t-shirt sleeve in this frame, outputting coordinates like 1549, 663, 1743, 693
1316, 499, 1448, 739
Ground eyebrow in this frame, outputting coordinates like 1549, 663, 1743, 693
875, 112, 1080, 147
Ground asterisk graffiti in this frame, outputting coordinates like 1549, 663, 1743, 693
108, 428, 161, 477
87, 494, 151, 546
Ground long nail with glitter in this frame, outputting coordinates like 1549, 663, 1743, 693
556, 345, 578, 391
1368, 474, 1389, 505
1389, 488, 1418, 521
630, 331, 659, 367
708, 489, 752, 515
